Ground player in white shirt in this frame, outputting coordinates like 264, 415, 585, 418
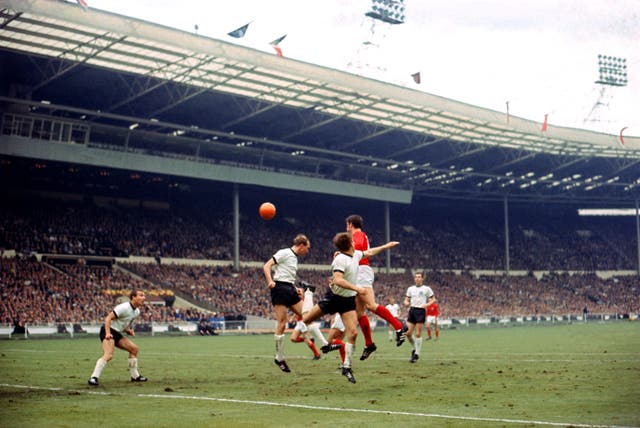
290, 283, 330, 359
303, 232, 399, 383
263, 234, 311, 373
88, 290, 147, 386
404, 272, 436, 363
385, 296, 401, 342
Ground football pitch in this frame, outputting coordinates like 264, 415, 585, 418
1, 322, 638, 428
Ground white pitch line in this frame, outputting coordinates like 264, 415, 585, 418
1, 383, 637, 428
3, 348, 638, 363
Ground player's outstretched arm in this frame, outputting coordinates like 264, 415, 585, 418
363, 241, 399, 258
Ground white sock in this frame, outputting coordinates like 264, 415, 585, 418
274, 334, 285, 361
309, 324, 328, 346
407, 334, 415, 345
344, 342, 354, 369
91, 357, 107, 379
128, 357, 140, 378
415, 337, 423, 356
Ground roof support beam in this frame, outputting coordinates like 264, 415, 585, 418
0, 8, 21, 29
26, 33, 126, 95
105, 54, 218, 114
486, 152, 538, 173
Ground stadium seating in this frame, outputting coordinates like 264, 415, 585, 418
1, 193, 638, 325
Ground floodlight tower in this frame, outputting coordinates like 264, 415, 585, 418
347, 0, 406, 79
584, 55, 628, 125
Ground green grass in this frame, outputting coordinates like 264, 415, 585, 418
1, 322, 639, 427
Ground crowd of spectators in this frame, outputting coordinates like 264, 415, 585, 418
1, 193, 639, 326
2, 256, 637, 326
121, 262, 259, 320
425, 271, 638, 318
1, 193, 637, 271
0, 257, 181, 327
286, 269, 637, 319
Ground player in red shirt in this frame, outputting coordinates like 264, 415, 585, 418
346, 214, 407, 361
426, 301, 439, 340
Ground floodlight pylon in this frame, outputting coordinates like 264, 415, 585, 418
583, 54, 628, 126
347, 0, 406, 80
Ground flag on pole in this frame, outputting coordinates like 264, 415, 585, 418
76, 0, 88, 10
619, 127, 628, 146
228, 23, 250, 38
269, 34, 287, 46
272, 45, 283, 57
541, 113, 548, 132
411, 72, 421, 84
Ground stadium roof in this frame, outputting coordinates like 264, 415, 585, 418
1, 0, 639, 204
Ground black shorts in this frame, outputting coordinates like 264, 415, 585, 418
99, 325, 124, 344
318, 289, 356, 315
408, 307, 426, 324
270, 282, 301, 307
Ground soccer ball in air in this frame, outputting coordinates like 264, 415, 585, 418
259, 202, 276, 220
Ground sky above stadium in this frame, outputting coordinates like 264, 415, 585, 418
86, 0, 639, 137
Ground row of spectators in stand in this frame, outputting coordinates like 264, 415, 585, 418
0, 257, 180, 327
121, 262, 267, 319
97, 261, 640, 321
295, 270, 638, 319
1, 257, 638, 325
1, 194, 638, 271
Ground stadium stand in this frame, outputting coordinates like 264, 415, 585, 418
1, 193, 638, 330
2, 193, 637, 270
0, 1, 637, 337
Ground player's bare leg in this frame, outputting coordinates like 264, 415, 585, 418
117, 337, 147, 381
340, 310, 358, 384
273, 304, 291, 372
409, 322, 423, 363
89, 335, 115, 385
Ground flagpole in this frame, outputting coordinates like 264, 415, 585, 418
505, 101, 510, 125
504, 195, 510, 276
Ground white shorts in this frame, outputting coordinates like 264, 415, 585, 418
330, 313, 345, 332
426, 315, 438, 323
356, 265, 374, 288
